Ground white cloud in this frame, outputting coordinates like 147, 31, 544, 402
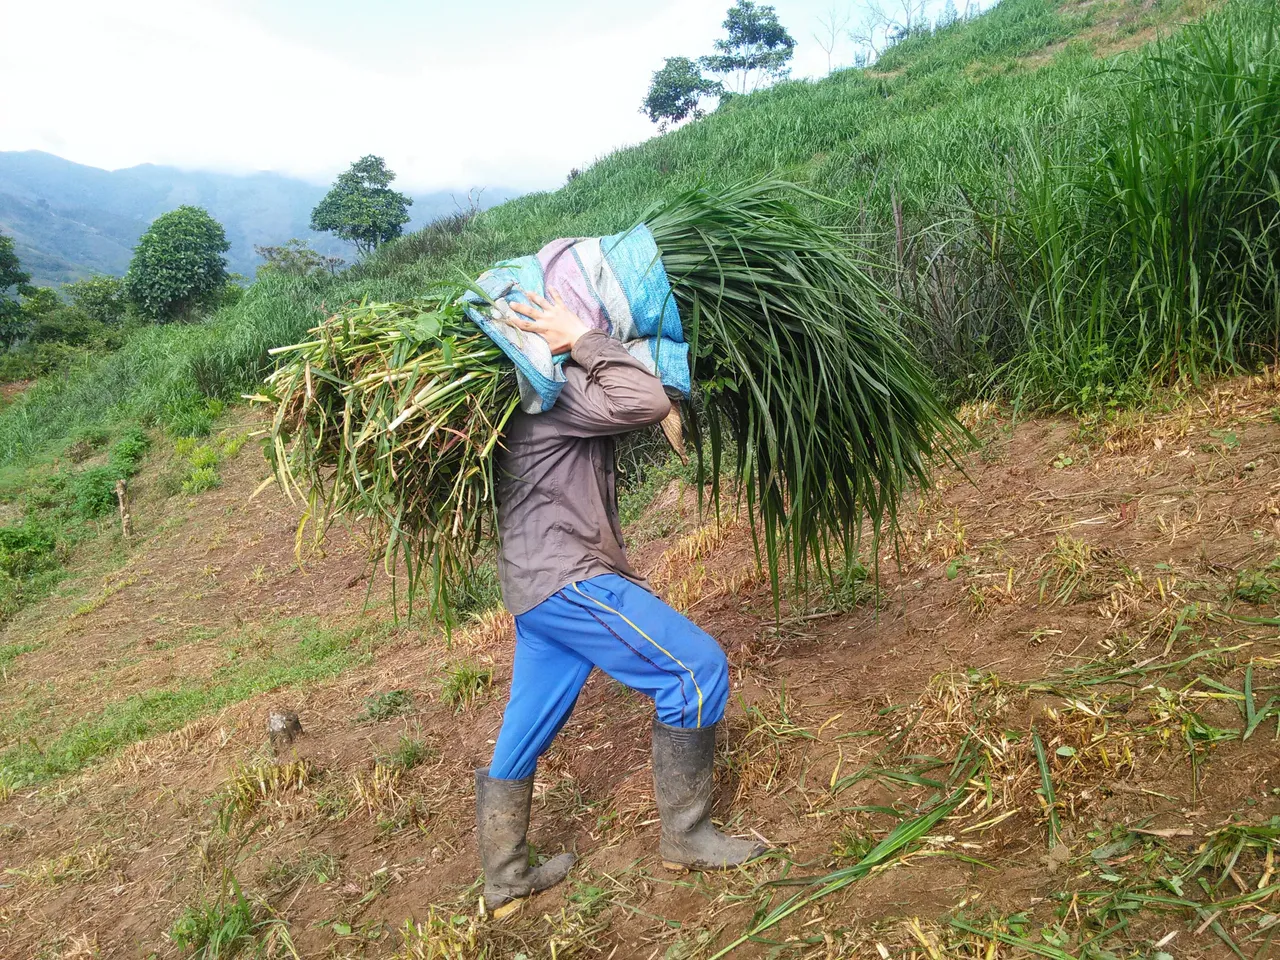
0, 0, 980, 192
0, 0, 731, 191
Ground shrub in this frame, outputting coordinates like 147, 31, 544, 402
63, 275, 128, 325
0, 524, 57, 579
108, 428, 150, 475
69, 466, 121, 519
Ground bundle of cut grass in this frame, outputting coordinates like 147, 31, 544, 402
263, 180, 962, 621
261, 292, 516, 617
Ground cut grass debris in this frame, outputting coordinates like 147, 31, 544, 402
5, 844, 111, 887
219, 760, 315, 820
709, 753, 984, 959
261, 851, 338, 893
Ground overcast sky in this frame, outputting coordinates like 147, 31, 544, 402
0, 0, 958, 193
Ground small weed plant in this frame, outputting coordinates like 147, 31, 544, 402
356, 689, 414, 722
437, 660, 493, 713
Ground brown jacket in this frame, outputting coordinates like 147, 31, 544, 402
495, 330, 671, 615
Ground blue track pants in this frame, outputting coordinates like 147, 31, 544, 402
488, 573, 730, 780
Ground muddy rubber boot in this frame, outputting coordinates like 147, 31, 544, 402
475, 768, 575, 917
651, 720, 768, 870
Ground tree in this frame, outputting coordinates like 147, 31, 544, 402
848, 0, 929, 64
24, 288, 100, 346
642, 57, 723, 131
254, 239, 345, 278
813, 6, 852, 76
64, 275, 128, 325
700, 0, 796, 95
124, 206, 231, 323
310, 156, 413, 257
0, 231, 34, 349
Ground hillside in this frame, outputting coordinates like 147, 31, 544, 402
0, 151, 520, 285
0, 0, 1278, 956
1, 371, 1278, 958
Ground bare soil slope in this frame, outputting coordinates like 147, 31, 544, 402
3, 371, 1280, 959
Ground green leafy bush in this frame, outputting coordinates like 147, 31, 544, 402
108, 428, 151, 474
0, 524, 57, 579
69, 466, 121, 519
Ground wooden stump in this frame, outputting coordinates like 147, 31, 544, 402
115, 479, 132, 539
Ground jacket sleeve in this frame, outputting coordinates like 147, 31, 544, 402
547, 330, 672, 438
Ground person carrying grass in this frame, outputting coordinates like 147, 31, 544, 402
474, 288, 767, 915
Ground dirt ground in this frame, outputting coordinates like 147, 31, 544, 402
2, 369, 1280, 959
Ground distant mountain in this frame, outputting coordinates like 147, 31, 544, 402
0, 151, 519, 287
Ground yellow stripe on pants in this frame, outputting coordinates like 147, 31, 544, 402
570, 582, 704, 727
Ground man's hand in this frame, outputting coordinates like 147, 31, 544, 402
508, 288, 590, 355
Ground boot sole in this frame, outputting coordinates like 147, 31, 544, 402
663, 859, 752, 872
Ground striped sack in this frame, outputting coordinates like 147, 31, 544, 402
458, 224, 691, 414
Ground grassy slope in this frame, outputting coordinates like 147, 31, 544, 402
0, 0, 1253, 468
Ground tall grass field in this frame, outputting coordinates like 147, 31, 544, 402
0, 0, 1276, 466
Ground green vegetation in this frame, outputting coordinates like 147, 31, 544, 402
356, 689, 415, 722
169, 831, 297, 960
124, 205, 231, 322
0, 617, 381, 787
1232, 559, 1280, 604
1, 0, 1272, 482
0, 230, 34, 349
0, 271, 322, 463
436, 659, 493, 712
171, 429, 247, 496
381, 734, 433, 771
0, 272, 143, 384
309, 155, 413, 256
169, 881, 260, 958
253, 238, 345, 278
0, 425, 150, 620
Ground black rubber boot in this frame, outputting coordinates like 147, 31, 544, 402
651, 720, 768, 870
475, 768, 575, 915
